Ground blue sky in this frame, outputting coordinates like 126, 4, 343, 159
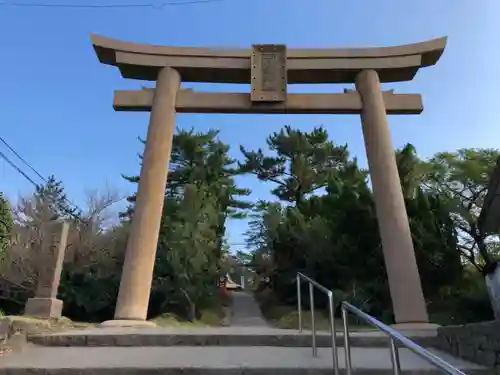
0, 0, 498, 251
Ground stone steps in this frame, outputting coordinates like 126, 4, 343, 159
27, 326, 437, 348
0, 345, 489, 375
10, 326, 492, 374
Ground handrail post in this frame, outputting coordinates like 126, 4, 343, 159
309, 282, 317, 357
389, 337, 401, 375
297, 274, 302, 332
342, 305, 352, 375
328, 293, 339, 375
298, 276, 465, 375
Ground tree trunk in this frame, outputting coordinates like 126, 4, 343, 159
180, 288, 196, 322
188, 302, 196, 322
485, 262, 500, 320
476, 235, 493, 267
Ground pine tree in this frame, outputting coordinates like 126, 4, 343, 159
156, 184, 220, 320
123, 128, 251, 317
17, 175, 80, 226
122, 129, 251, 250
239, 125, 348, 207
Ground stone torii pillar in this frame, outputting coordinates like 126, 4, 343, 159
356, 69, 429, 325
102, 67, 180, 326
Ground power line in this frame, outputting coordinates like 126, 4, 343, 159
0, 0, 229, 8
0, 150, 39, 187
0, 135, 83, 216
0, 136, 47, 183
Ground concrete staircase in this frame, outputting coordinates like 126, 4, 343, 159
0, 326, 489, 374
0, 293, 491, 374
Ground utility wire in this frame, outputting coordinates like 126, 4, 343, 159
0, 0, 229, 8
0, 136, 47, 183
0, 150, 39, 187
0, 136, 84, 217
0, 135, 131, 224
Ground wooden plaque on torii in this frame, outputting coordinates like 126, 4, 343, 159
251, 44, 287, 103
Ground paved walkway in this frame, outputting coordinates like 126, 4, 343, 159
230, 291, 269, 327
0, 346, 486, 373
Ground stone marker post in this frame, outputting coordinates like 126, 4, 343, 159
24, 220, 69, 319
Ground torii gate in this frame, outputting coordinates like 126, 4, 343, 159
91, 35, 447, 327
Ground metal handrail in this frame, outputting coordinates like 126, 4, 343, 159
341, 302, 466, 375
296, 272, 339, 375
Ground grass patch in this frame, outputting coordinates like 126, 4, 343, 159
2, 315, 96, 336
151, 291, 233, 328
152, 312, 214, 327
274, 309, 331, 331
152, 308, 228, 328
255, 287, 373, 332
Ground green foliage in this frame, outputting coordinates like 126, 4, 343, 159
59, 265, 120, 322
4, 123, 497, 327
0, 193, 12, 260
31, 176, 80, 221
244, 133, 484, 324
124, 129, 250, 320
426, 148, 500, 272
123, 129, 251, 219
25, 178, 122, 322
154, 184, 221, 320
395, 145, 463, 298
239, 125, 348, 207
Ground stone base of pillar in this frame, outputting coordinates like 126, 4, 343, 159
391, 323, 440, 336
100, 319, 157, 328
24, 298, 63, 319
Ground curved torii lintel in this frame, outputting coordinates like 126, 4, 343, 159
91, 34, 447, 84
